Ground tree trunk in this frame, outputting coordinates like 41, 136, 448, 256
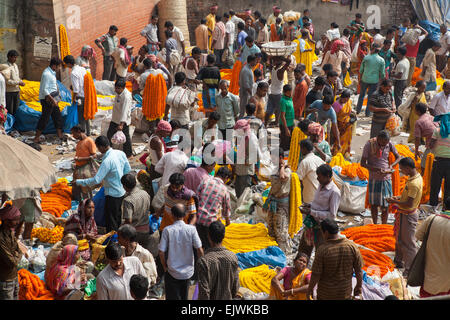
158, 0, 190, 46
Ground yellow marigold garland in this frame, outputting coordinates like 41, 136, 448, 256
288, 172, 303, 238
239, 264, 277, 294
223, 223, 278, 253
31, 225, 64, 244
329, 152, 350, 168
59, 25, 71, 62
287, 127, 307, 172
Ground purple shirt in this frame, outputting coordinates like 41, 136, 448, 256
414, 113, 438, 148
183, 167, 211, 194
362, 140, 400, 181
332, 101, 343, 114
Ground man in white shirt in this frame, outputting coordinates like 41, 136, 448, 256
421, 41, 441, 92
436, 25, 450, 72
256, 18, 270, 46
164, 72, 198, 127
0, 50, 25, 116
107, 79, 133, 158
165, 21, 185, 57
429, 80, 450, 116
111, 38, 130, 81
117, 224, 158, 286
97, 242, 147, 300
159, 203, 204, 300
224, 13, 235, 54
298, 164, 341, 257
391, 46, 410, 108
140, 15, 160, 55
296, 139, 325, 204
63, 55, 91, 136
155, 145, 189, 188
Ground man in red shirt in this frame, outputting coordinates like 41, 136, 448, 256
405, 24, 428, 87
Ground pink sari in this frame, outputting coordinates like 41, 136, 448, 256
45, 245, 79, 297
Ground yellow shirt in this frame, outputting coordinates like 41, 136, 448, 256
398, 173, 423, 212
206, 14, 216, 48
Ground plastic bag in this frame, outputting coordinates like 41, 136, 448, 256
84, 278, 97, 297
381, 269, 409, 300
111, 130, 126, 145
351, 40, 360, 63
385, 114, 402, 137
332, 172, 366, 214
29, 245, 47, 273
18, 255, 30, 270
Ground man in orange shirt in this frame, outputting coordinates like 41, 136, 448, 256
293, 64, 310, 119
195, 19, 209, 53
71, 125, 98, 201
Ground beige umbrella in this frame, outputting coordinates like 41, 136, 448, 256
0, 134, 57, 200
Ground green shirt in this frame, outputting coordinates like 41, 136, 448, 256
432, 128, 450, 158
280, 95, 295, 127
360, 53, 386, 84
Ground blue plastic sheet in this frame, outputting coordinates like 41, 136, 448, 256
93, 187, 106, 227
236, 246, 287, 270
13, 80, 77, 134
419, 20, 441, 42
5, 113, 14, 133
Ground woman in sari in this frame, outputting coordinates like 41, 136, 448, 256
405, 80, 427, 143
45, 245, 83, 299
270, 253, 311, 300
64, 199, 98, 260
351, 39, 369, 94
270, 17, 283, 42
332, 90, 355, 157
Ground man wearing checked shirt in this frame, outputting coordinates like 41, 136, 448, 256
195, 166, 232, 250
75, 136, 131, 232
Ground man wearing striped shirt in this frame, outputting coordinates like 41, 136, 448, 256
307, 219, 363, 300
196, 167, 232, 250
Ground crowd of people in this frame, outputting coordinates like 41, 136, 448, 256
0, 3, 450, 301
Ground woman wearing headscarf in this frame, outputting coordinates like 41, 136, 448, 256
332, 90, 355, 157
270, 253, 311, 300
321, 40, 349, 78
75, 45, 96, 70
65, 198, 98, 237
351, 39, 369, 94
0, 205, 24, 300
45, 245, 83, 299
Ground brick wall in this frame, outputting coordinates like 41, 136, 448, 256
185, 0, 416, 45
53, 0, 158, 79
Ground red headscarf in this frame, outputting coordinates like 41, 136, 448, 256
330, 40, 344, 55
0, 204, 20, 221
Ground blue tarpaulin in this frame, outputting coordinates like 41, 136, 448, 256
93, 187, 106, 227
236, 246, 287, 270
13, 80, 78, 134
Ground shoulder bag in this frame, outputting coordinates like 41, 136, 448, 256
407, 216, 436, 287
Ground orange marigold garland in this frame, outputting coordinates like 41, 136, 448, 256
359, 248, 395, 278
18, 269, 54, 300
229, 60, 242, 95
40, 181, 72, 217
142, 73, 167, 121
83, 72, 98, 120
341, 163, 369, 180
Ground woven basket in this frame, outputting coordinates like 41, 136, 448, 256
261, 41, 297, 57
